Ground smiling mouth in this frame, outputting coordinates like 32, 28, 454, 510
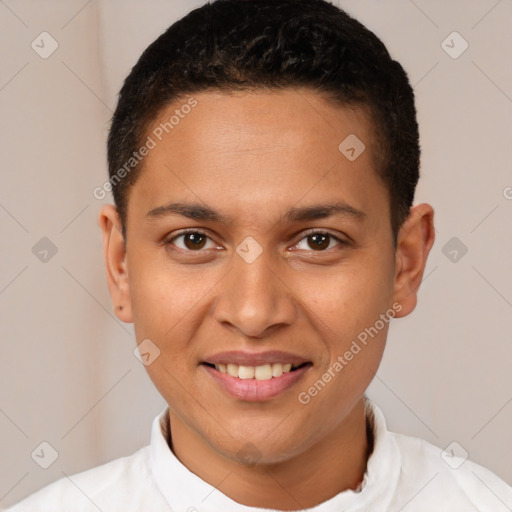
202, 362, 311, 381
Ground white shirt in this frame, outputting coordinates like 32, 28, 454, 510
5, 398, 512, 511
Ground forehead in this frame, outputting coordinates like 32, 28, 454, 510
130, 88, 387, 226
148, 89, 375, 164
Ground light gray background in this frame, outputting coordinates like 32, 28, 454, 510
1, 0, 511, 507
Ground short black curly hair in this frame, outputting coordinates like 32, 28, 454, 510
107, 0, 420, 242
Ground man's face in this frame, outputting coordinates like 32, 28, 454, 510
123, 89, 399, 463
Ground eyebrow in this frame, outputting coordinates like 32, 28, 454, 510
146, 201, 366, 224
283, 202, 366, 223
147, 202, 224, 222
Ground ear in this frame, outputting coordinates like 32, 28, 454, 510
98, 204, 133, 323
392, 203, 435, 318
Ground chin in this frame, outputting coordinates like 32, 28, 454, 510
211, 421, 313, 467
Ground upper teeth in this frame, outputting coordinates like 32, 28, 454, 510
215, 363, 296, 380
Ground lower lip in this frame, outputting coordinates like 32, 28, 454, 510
202, 364, 311, 402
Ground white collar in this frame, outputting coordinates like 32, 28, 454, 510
149, 397, 401, 511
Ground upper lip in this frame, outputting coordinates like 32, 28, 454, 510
203, 350, 310, 367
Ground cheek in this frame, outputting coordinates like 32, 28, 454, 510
291, 254, 395, 397
295, 260, 395, 336
128, 254, 207, 338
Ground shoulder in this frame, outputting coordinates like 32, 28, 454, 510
4, 446, 167, 512
390, 431, 512, 511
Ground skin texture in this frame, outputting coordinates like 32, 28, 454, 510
99, 89, 435, 510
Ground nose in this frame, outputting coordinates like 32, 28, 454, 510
213, 250, 297, 339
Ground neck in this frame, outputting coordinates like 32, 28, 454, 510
168, 397, 371, 510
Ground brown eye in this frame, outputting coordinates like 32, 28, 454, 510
307, 233, 330, 251
168, 231, 217, 251
293, 232, 343, 252
183, 232, 207, 250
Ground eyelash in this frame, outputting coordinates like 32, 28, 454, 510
165, 229, 347, 253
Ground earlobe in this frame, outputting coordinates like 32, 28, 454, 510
98, 205, 133, 323
392, 203, 435, 318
